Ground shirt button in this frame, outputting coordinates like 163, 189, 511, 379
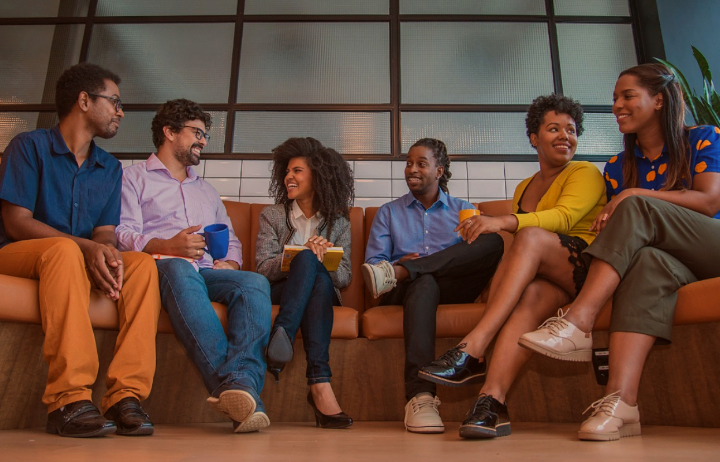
73, 203, 78, 207
425, 230, 428, 234
425, 212, 428, 216
425, 246, 429, 250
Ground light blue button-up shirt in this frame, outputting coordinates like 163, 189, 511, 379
365, 189, 475, 264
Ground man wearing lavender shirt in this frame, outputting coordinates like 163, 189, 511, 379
115, 99, 272, 433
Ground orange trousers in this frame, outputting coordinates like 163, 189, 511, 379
0, 237, 161, 413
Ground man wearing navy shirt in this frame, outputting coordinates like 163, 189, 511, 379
362, 138, 504, 433
0, 63, 161, 437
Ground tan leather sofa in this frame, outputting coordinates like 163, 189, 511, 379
0, 201, 362, 339
361, 199, 720, 339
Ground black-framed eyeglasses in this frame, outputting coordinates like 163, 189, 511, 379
181, 125, 211, 142
87, 93, 123, 112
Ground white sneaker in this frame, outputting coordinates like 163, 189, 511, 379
233, 411, 270, 433
404, 393, 444, 434
578, 392, 641, 441
361, 261, 397, 299
518, 309, 593, 362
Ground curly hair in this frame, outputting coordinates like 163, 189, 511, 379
268, 137, 355, 236
151, 99, 212, 148
618, 63, 690, 191
409, 138, 453, 194
525, 94, 585, 148
55, 62, 121, 120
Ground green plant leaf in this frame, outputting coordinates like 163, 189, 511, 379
711, 89, 720, 119
692, 46, 713, 83
694, 95, 720, 126
655, 57, 700, 123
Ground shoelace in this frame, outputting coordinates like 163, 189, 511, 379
378, 261, 397, 286
411, 396, 440, 413
467, 394, 494, 417
535, 308, 569, 335
434, 343, 467, 366
583, 391, 621, 417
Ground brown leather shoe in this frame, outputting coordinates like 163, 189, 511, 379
104, 397, 154, 436
46, 400, 116, 438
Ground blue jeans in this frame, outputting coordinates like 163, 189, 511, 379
270, 250, 338, 385
156, 259, 272, 408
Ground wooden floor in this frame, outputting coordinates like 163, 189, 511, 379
2, 422, 719, 462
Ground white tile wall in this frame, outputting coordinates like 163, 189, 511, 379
190, 159, 596, 207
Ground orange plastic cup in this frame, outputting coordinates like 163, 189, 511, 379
458, 209, 481, 238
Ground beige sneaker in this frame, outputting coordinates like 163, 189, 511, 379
578, 392, 641, 441
404, 393, 444, 434
518, 309, 592, 362
233, 411, 270, 433
361, 261, 397, 299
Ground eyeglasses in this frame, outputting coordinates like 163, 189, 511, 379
181, 125, 211, 142
87, 93, 123, 112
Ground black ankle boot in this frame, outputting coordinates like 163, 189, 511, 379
266, 326, 293, 382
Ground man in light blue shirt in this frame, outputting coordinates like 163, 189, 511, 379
363, 138, 503, 434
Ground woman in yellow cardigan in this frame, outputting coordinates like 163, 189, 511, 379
418, 94, 606, 439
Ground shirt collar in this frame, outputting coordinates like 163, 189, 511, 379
291, 200, 320, 220
49, 125, 106, 168
633, 142, 669, 161
146, 153, 200, 180
402, 188, 449, 210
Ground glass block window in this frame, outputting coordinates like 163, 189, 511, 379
86, 23, 235, 104
557, 23, 637, 105
0, 25, 84, 104
401, 22, 554, 104
554, 0, 630, 17
0, 2, 642, 160
402, 112, 535, 155
238, 23, 389, 104
245, 0, 388, 15
400, 0, 545, 15
234, 111, 390, 154
95, 111, 227, 154
96, 0, 237, 16
575, 113, 624, 157
0, 0, 89, 17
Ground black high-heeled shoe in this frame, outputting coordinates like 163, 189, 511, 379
266, 326, 293, 382
307, 392, 353, 429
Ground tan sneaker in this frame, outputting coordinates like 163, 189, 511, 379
361, 261, 397, 299
233, 411, 270, 433
578, 392, 641, 441
404, 393, 444, 434
518, 309, 592, 362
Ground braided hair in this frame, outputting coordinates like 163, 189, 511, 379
410, 138, 452, 194
269, 137, 355, 237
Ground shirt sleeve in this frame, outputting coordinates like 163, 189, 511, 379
604, 155, 622, 201
364, 204, 394, 264
328, 217, 352, 289
691, 126, 720, 175
94, 164, 122, 227
255, 207, 285, 282
116, 168, 154, 252
514, 163, 606, 234
0, 134, 40, 212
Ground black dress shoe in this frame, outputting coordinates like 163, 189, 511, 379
307, 392, 353, 429
46, 400, 116, 438
459, 394, 511, 439
104, 397, 154, 436
418, 343, 486, 387
266, 326, 293, 382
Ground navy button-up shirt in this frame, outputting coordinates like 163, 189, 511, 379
0, 125, 122, 249
365, 189, 475, 264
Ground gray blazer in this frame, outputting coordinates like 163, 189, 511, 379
255, 204, 352, 305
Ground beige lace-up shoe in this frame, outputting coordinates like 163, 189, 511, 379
518, 309, 592, 362
361, 260, 397, 299
404, 393, 444, 434
578, 392, 641, 441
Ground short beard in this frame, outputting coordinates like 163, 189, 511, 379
175, 143, 202, 166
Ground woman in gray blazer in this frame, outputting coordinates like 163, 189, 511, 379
256, 137, 354, 429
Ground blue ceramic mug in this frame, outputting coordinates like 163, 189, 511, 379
200, 223, 229, 260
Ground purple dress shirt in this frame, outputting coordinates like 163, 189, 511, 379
116, 154, 242, 269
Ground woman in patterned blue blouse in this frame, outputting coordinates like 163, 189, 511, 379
519, 63, 720, 441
